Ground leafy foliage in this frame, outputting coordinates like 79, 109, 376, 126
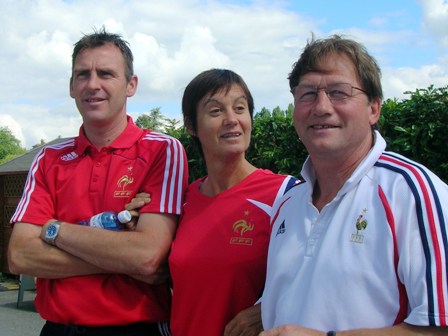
0, 126, 26, 164
247, 104, 306, 178
165, 126, 207, 182
379, 85, 448, 182
136, 84, 448, 183
135, 107, 170, 132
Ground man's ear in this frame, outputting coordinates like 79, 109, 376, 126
369, 97, 381, 126
69, 77, 74, 98
126, 75, 138, 97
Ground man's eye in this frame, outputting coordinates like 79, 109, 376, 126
329, 90, 349, 99
76, 72, 88, 79
99, 71, 113, 78
299, 91, 317, 100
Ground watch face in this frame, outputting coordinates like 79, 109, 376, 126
46, 224, 58, 238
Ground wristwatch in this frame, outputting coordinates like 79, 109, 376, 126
43, 221, 62, 246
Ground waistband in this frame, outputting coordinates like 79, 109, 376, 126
41, 321, 170, 336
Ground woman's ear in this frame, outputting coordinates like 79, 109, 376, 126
186, 126, 196, 137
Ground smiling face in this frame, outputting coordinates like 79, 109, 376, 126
293, 53, 381, 163
193, 84, 252, 162
69, 43, 137, 126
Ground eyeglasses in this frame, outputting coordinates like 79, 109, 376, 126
290, 83, 368, 104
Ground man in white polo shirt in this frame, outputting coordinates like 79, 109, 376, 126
260, 35, 448, 335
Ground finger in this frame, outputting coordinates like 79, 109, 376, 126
125, 200, 145, 211
123, 221, 136, 231
127, 210, 140, 217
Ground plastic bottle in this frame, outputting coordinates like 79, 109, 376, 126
79, 210, 132, 231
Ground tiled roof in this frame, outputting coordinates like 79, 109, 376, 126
0, 138, 72, 174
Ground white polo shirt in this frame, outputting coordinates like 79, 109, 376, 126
262, 131, 448, 330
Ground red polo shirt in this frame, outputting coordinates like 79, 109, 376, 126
12, 117, 188, 326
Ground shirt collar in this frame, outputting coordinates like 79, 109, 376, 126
73, 116, 144, 155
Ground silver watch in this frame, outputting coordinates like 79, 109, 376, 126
43, 221, 62, 246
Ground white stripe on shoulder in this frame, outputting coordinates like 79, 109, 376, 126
12, 139, 75, 222
141, 132, 185, 214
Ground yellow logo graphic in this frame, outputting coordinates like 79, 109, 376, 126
114, 174, 134, 198
230, 215, 254, 246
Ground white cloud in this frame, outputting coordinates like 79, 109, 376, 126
0, 0, 446, 149
418, 0, 448, 47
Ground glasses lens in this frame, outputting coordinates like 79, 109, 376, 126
294, 85, 317, 102
327, 83, 352, 101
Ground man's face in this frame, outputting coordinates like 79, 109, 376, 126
69, 43, 137, 126
292, 53, 381, 163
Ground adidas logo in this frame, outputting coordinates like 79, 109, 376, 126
61, 152, 78, 161
276, 221, 286, 236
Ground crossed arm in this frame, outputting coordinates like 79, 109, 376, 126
8, 196, 174, 284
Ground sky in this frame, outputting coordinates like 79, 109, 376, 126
0, 0, 447, 149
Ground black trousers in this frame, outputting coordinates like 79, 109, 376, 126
39, 321, 170, 336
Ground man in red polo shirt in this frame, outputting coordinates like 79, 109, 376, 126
8, 27, 188, 336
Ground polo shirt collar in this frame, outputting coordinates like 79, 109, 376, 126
301, 131, 387, 192
73, 116, 144, 155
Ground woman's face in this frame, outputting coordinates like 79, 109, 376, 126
193, 84, 252, 162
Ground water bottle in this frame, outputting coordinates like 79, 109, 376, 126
79, 210, 132, 231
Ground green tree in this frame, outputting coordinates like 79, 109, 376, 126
174, 127, 207, 182
379, 85, 448, 182
0, 126, 26, 164
247, 106, 305, 178
164, 118, 181, 135
135, 107, 166, 131
140, 85, 448, 183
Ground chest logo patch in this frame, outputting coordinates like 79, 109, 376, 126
230, 211, 254, 246
114, 173, 134, 198
350, 209, 368, 244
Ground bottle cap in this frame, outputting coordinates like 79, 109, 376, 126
117, 210, 132, 223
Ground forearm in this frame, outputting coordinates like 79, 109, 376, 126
344, 323, 448, 336
261, 323, 448, 336
53, 213, 177, 276
8, 223, 107, 279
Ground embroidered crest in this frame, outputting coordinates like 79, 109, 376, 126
230, 210, 254, 246
350, 209, 368, 244
114, 172, 134, 198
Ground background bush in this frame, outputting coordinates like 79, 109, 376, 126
379, 85, 448, 182
174, 85, 448, 183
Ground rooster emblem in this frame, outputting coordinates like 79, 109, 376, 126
233, 220, 254, 236
117, 175, 134, 190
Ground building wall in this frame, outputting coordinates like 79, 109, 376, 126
0, 173, 27, 274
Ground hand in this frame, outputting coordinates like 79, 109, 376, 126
259, 325, 324, 336
224, 303, 263, 336
124, 193, 151, 231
